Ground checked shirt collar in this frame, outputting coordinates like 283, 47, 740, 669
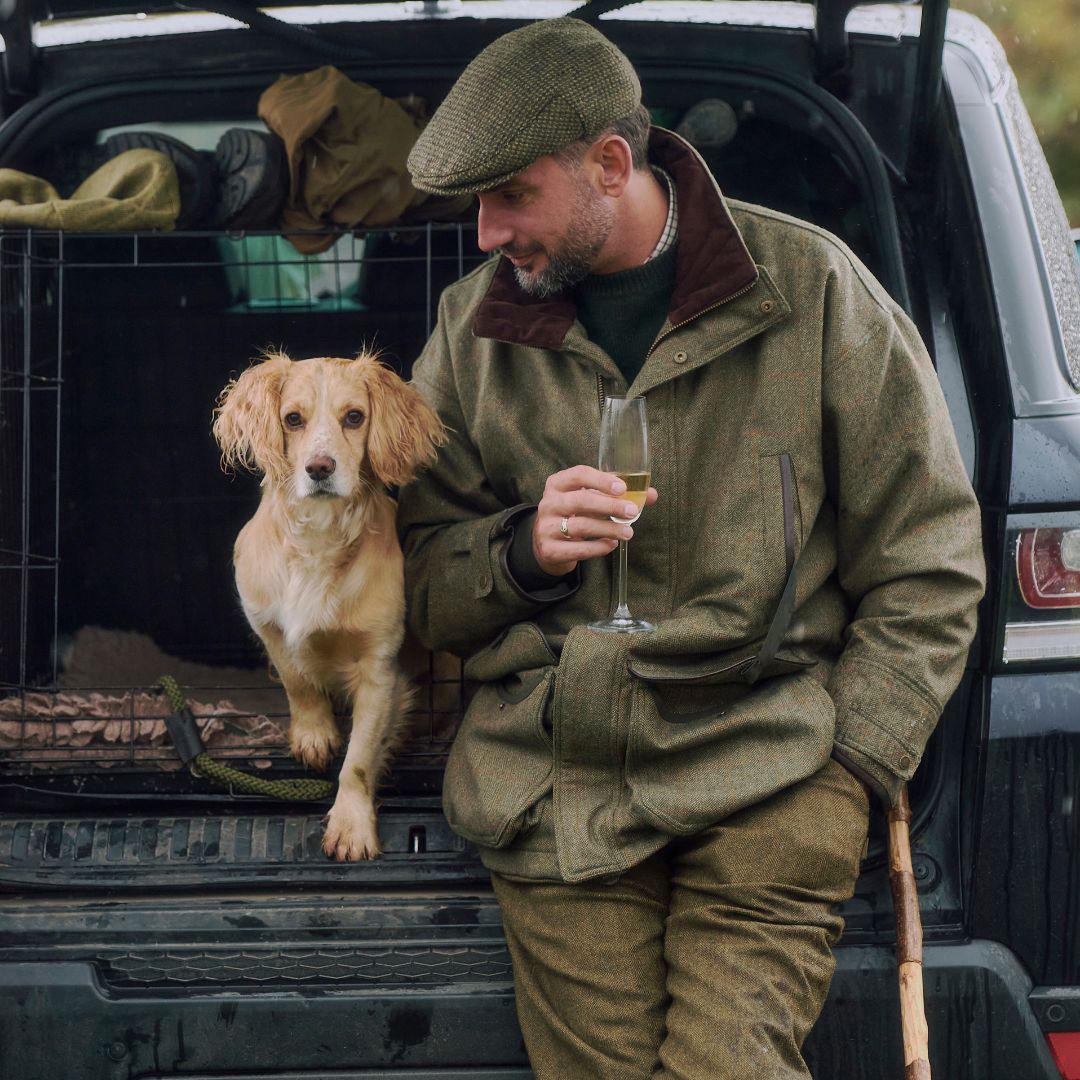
647, 166, 678, 261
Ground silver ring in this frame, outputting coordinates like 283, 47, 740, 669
559, 516, 571, 539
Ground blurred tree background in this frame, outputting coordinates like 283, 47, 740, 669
953, 0, 1080, 223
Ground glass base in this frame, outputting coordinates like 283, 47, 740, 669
587, 616, 656, 634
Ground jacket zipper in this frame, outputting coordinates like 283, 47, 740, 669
595, 275, 762, 412
645, 275, 761, 359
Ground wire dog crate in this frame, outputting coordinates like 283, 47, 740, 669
0, 224, 485, 796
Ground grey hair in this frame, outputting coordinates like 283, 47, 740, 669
552, 103, 652, 172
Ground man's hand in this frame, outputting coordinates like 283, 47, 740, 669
532, 465, 659, 577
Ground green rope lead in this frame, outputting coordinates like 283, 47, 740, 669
156, 675, 334, 802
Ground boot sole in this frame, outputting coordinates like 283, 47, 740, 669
213, 128, 288, 230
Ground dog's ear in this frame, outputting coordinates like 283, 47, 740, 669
213, 352, 291, 486
359, 357, 446, 488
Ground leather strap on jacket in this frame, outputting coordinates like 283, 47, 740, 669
746, 453, 797, 684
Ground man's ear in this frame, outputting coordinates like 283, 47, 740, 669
588, 134, 634, 197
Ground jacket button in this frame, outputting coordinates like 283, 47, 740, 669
673, 350, 688, 364
899, 754, 912, 770
760, 299, 775, 314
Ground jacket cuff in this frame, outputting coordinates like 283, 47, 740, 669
495, 505, 581, 604
828, 654, 942, 807
831, 745, 897, 808
502, 506, 580, 597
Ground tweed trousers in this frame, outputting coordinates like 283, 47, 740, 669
490, 758, 869, 1080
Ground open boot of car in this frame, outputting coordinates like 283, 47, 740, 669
0, 4, 1078, 1079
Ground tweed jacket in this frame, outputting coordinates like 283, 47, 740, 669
397, 128, 985, 884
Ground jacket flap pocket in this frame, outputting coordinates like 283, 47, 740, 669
442, 669, 555, 849
464, 622, 558, 683
627, 644, 816, 686
626, 672, 835, 836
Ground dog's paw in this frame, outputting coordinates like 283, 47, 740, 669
289, 719, 341, 771
322, 798, 381, 862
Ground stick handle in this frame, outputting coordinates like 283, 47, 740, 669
888, 786, 932, 1080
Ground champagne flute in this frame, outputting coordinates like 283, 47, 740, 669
588, 396, 655, 634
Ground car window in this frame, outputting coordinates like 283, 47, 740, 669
945, 16, 1080, 414
1004, 87, 1080, 395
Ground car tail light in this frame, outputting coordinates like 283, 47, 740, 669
1003, 524, 1080, 664
1048, 1032, 1080, 1079
1016, 528, 1080, 608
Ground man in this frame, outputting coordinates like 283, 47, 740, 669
397, 17, 984, 1079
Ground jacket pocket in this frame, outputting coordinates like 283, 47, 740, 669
443, 656, 555, 849
463, 621, 558, 683
625, 670, 835, 836
627, 645, 815, 688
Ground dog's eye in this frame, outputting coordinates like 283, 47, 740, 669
283, 412, 304, 429
343, 409, 365, 428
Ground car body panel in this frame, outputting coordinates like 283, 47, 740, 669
0, 932, 1060, 1078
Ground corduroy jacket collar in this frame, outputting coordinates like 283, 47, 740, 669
472, 126, 759, 349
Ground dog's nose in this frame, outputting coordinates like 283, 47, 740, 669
306, 455, 337, 481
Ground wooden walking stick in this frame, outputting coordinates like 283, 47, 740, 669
888, 784, 931, 1080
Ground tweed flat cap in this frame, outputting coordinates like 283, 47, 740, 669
407, 18, 641, 196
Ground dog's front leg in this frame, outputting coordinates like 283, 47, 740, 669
323, 654, 402, 861
259, 625, 341, 771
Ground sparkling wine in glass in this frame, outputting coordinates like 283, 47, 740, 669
588, 396, 655, 634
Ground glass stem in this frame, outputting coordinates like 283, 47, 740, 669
613, 539, 631, 620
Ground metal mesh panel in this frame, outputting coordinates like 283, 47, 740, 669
0, 233, 63, 693
0, 225, 485, 785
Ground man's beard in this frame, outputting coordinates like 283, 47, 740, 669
504, 174, 615, 298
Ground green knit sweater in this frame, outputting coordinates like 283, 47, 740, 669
574, 241, 678, 386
